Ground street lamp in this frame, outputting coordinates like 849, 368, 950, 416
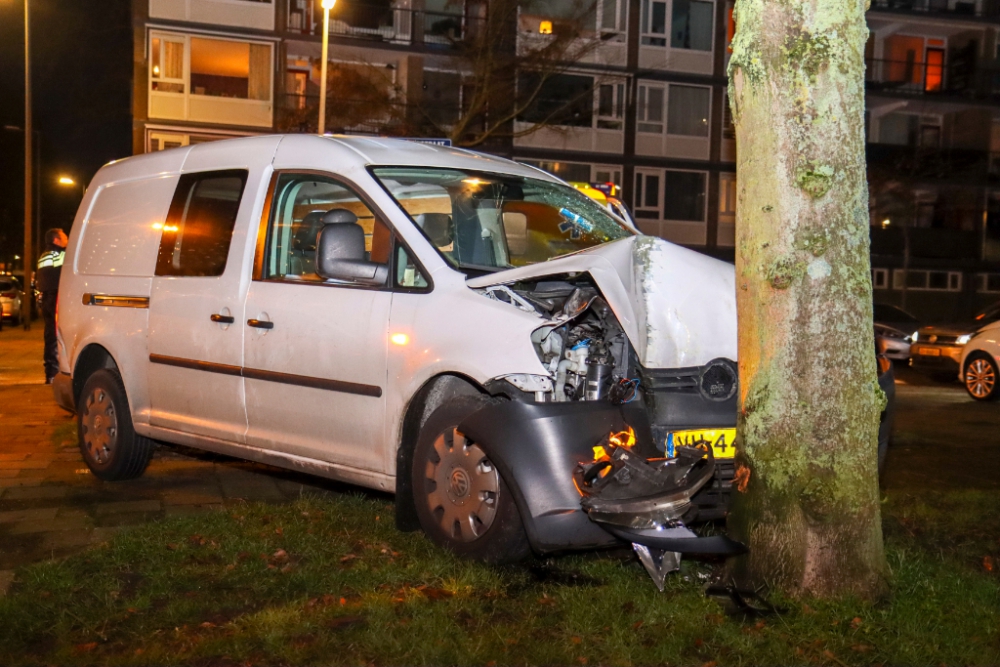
18, 0, 33, 330
318, 0, 336, 135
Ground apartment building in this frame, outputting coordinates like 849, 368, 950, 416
130, 0, 1000, 321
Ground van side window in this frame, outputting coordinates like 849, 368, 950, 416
155, 170, 248, 277
264, 173, 391, 283
395, 246, 429, 289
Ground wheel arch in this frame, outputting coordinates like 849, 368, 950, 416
394, 373, 488, 532
73, 344, 120, 405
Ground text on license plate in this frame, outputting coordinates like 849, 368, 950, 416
918, 346, 941, 356
666, 428, 737, 459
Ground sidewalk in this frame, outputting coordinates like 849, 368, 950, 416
0, 325, 345, 592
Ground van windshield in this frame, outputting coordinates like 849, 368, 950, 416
371, 167, 633, 272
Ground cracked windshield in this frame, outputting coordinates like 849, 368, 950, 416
372, 167, 632, 271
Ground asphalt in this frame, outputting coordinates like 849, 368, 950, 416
1, 323, 997, 596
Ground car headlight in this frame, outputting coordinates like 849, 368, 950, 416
912, 331, 919, 342
957, 334, 971, 345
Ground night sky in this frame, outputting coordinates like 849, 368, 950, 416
0, 0, 132, 267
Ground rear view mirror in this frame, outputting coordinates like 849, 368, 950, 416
316, 217, 388, 286
502, 211, 528, 256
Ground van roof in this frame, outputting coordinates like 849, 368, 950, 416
97, 134, 554, 184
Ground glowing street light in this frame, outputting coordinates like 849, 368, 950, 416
318, 0, 336, 135
57, 176, 74, 186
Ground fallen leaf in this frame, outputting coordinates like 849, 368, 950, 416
280, 563, 295, 573
274, 527, 283, 536
272, 549, 289, 563
801, 603, 816, 615
200, 622, 216, 628
754, 620, 766, 630
165, 543, 178, 551
632, 620, 644, 630
415, 585, 454, 601
576, 658, 588, 665
134, 648, 144, 656
851, 644, 873, 653
74, 642, 98, 654
571, 636, 582, 644
851, 617, 863, 629
700, 662, 717, 667
694, 638, 704, 648
984, 556, 994, 572
327, 615, 366, 630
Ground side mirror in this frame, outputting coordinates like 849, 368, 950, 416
316, 222, 388, 286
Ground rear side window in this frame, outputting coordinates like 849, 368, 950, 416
155, 170, 248, 277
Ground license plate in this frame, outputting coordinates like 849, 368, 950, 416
918, 347, 941, 356
666, 428, 736, 459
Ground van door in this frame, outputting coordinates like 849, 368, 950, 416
241, 172, 391, 471
147, 169, 250, 441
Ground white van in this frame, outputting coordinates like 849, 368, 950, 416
53, 135, 740, 563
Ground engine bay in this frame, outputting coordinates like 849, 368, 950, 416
479, 276, 638, 404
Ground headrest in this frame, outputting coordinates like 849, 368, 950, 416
293, 211, 327, 251
415, 212, 453, 247
322, 208, 359, 225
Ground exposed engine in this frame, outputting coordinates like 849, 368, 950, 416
479, 277, 637, 403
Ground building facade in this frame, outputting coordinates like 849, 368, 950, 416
131, 0, 1000, 322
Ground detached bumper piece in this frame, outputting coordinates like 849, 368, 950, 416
575, 442, 745, 590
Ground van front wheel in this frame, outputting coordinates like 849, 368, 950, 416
78, 369, 154, 481
411, 397, 531, 563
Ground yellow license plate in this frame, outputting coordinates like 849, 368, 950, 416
666, 428, 737, 459
918, 347, 941, 356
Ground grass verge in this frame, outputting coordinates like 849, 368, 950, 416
0, 490, 998, 666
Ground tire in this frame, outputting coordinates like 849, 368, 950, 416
411, 396, 531, 564
77, 368, 154, 481
963, 354, 1000, 402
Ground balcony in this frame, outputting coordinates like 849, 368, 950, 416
868, 0, 1000, 20
867, 143, 994, 183
286, 1, 484, 48
866, 57, 1000, 102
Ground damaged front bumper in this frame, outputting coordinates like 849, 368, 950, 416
456, 399, 744, 558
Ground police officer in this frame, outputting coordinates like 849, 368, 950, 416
36, 228, 68, 384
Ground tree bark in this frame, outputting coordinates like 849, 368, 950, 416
726, 0, 888, 598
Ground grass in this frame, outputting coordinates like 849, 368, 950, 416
0, 488, 998, 666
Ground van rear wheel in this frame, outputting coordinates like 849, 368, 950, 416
78, 369, 154, 481
411, 397, 531, 564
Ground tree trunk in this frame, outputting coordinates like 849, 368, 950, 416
726, 0, 888, 598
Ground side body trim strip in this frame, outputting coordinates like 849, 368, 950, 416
148, 353, 382, 397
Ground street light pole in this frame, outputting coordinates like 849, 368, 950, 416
318, 0, 336, 135
22, 0, 33, 330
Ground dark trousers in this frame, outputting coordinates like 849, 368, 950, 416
41, 292, 58, 379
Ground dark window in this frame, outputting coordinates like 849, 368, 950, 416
155, 170, 248, 277
519, 73, 594, 128
663, 171, 706, 221
928, 271, 949, 290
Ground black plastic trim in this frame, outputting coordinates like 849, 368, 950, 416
148, 354, 382, 397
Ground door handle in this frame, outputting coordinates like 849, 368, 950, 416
247, 319, 274, 330
211, 313, 235, 324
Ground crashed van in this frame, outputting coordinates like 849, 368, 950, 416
54, 135, 743, 566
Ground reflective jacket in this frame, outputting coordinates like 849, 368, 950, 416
35, 248, 65, 293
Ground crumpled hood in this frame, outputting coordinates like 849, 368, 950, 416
466, 236, 737, 369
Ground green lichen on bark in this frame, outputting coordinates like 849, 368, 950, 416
727, 0, 886, 599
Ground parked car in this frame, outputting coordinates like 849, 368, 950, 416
874, 323, 911, 361
873, 303, 921, 337
52, 135, 892, 565
959, 320, 1000, 400
0, 276, 23, 325
911, 301, 1000, 381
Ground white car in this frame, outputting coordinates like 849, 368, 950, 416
53, 135, 740, 562
959, 320, 1000, 400
0, 276, 23, 325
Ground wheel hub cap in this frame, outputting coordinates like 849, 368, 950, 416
81, 387, 117, 465
424, 427, 499, 542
